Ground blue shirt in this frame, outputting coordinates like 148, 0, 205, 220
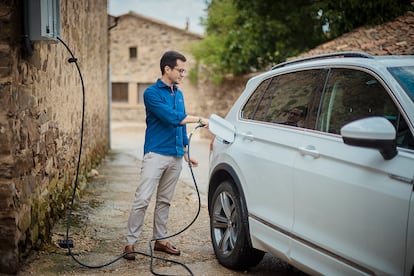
143, 78, 189, 157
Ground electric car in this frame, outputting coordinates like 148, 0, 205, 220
207, 52, 414, 275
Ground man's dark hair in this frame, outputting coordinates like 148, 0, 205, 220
160, 51, 186, 74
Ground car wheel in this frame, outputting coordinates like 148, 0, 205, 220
210, 180, 265, 270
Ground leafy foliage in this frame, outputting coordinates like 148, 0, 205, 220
316, 0, 413, 38
191, 0, 413, 83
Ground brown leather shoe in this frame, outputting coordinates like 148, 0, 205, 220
154, 241, 180, 256
123, 244, 135, 260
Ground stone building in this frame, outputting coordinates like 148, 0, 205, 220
109, 12, 203, 122
0, 1, 109, 274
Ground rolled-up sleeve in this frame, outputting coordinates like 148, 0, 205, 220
144, 87, 187, 126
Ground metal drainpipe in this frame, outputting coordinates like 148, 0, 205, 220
23, 0, 34, 57
108, 65, 112, 149
107, 16, 119, 149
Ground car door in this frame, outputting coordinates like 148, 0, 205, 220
237, 69, 327, 255
291, 67, 414, 275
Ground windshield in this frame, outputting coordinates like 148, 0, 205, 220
388, 66, 414, 102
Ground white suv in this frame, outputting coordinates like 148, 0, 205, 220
208, 52, 414, 275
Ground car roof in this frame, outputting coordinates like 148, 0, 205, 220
271, 51, 414, 71
271, 51, 374, 70
244, 51, 414, 84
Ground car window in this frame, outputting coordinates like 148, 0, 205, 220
317, 68, 414, 150
241, 69, 327, 129
388, 66, 414, 102
241, 78, 271, 120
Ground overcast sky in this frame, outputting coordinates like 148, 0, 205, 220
108, 0, 208, 35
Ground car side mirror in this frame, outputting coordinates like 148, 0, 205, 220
340, 117, 397, 160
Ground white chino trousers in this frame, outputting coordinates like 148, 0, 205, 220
126, 152, 182, 245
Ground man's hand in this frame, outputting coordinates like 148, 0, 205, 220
184, 154, 199, 167
198, 117, 209, 128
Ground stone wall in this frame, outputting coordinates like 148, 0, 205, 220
0, 0, 109, 274
196, 70, 255, 139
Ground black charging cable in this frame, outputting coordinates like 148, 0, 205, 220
57, 36, 203, 275
149, 124, 203, 276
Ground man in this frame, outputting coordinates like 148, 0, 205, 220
123, 51, 208, 260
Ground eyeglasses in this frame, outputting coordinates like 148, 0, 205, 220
173, 67, 186, 74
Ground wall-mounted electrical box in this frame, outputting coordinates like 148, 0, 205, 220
28, 0, 61, 41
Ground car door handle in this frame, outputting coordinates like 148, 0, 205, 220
241, 132, 255, 141
299, 145, 320, 158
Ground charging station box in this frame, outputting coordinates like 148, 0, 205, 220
28, 0, 61, 41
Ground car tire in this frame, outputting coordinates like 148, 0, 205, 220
210, 180, 265, 270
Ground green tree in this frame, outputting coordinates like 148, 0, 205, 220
316, 0, 413, 38
192, 0, 413, 83
191, 0, 240, 83
231, 1, 325, 68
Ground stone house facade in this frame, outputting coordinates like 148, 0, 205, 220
109, 12, 203, 122
0, 1, 109, 274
